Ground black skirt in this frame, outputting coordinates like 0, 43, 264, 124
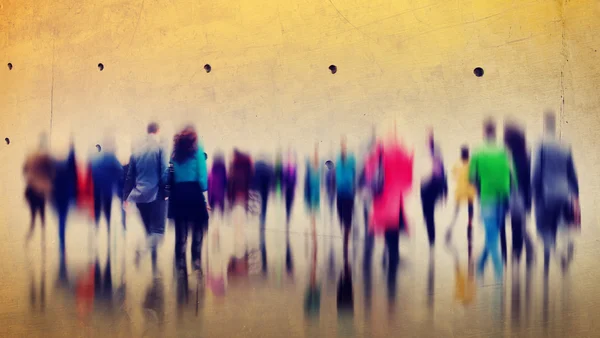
168, 182, 209, 225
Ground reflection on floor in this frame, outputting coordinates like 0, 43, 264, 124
2, 199, 598, 337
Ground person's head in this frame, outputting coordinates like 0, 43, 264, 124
147, 122, 159, 135
483, 118, 496, 141
544, 110, 556, 135
504, 123, 526, 156
460, 145, 469, 161
340, 135, 347, 157
313, 143, 319, 163
172, 125, 198, 163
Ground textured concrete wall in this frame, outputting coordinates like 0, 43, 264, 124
1, 0, 599, 223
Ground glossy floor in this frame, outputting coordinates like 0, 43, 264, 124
0, 199, 598, 338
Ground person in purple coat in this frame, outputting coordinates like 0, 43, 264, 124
208, 152, 227, 215
282, 149, 297, 226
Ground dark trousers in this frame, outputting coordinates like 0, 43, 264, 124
26, 187, 46, 228
258, 187, 269, 227
136, 199, 166, 235
94, 189, 112, 229
421, 187, 438, 246
56, 203, 69, 254
284, 188, 294, 223
174, 218, 205, 263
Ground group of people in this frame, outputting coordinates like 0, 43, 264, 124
22, 110, 580, 282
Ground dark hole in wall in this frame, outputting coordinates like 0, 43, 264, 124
5, 138, 9, 145
98, 63, 104, 71
204, 64, 211, 73
329, 65, 337, 74
473, 67, 484, 77
96, 144, 102, 152
325, 160, 333, 169
7, 63, 13, 70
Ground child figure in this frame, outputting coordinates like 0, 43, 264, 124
445, 145, 476, 243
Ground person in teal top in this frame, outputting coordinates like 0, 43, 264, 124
469, 118, 514, 282
335, 136, 356, 263
304, 144, 321, 234
169, 125, 210, 272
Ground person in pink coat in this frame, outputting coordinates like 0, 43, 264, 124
363, 136, 413, 267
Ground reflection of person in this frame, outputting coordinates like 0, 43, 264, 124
470, 118, 512, 281
445, 146, 475, 243
23, 133, 55, 242
169, 126, 209, 271
304, 234, 320, 320
336, 136, 356, 263
336, 263, 353, 315
532, 111, 580, 275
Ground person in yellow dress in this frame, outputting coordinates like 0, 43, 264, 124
445, 146, 476, 243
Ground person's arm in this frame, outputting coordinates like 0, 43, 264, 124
198, 149, 208, 192
567, 148, 579, 198
531, 146, 542, 200
123, 155, 136, 201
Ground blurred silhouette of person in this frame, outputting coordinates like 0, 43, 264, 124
445, 145, 476, 244
532, 111, 580, 276
273, 151, 284, 200
362, 213, 375, 317
52, 138, 78, 255
304, 144, 321, 236
364, 134, 413, 269
23, 132, 55, 243
90, 136, 123, 239
304, 231, 321, 321
336, 136, 357, 263
169, 126, 209, 272
470, 118, 512, 282
420, 130, 447, 250
116, 160, 129, 230
124, 122, 168, 267
143, 271, 165, 329
504, 122, 535, 264
208, 151, 227, 216
446, 230, 476, 306
227, 149, 253, 216
283, 149, 297, 226
94, 250, 114, 311
254, 154, 274, 228
323, 160, 336, 225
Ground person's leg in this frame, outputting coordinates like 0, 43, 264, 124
191, 220, 205, 270
487, 203, 503, 281
58, 205, 68, 255
512, 213, 524, 261
94, 188, 102, 227
385, 229, 400, 268
285, 189, 293, 226
424, 198, 436, 247
259, 188, 268, 228
136, 203, 152, 235
103, 192, 112, 232
445, 204, 460, 242
174, 218, 189, 267
499, 203, 507, 264
25, 198, 37, 241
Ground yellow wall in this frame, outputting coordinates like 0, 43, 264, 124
1, 0, 599, 216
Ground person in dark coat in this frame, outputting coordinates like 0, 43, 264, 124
208, 152, 227, 216
253, 155, 274, 228
52, 141, 78, 255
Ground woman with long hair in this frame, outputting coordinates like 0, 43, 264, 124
170, 125, 209, 271
504, 122, 535, 264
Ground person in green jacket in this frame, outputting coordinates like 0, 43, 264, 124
469, 118, 514, 282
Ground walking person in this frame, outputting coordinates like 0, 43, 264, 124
90, 136, 123, 239
208, 151, 227, 217
444, 146, 476, 244
503, 122, 535, 264
304, 144, 321, 237
420, 130, 448, 249
169, 125, 210, 271
23, 133, 55, 243
254, 154, 274, 228
227, 149, 253, 214
532, 111, 580, 276
123, 122, 168, 266
469, 118, 513, 282
336, 136, 357, 263
52, 139, 78, 255
283, 149, 297, 227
